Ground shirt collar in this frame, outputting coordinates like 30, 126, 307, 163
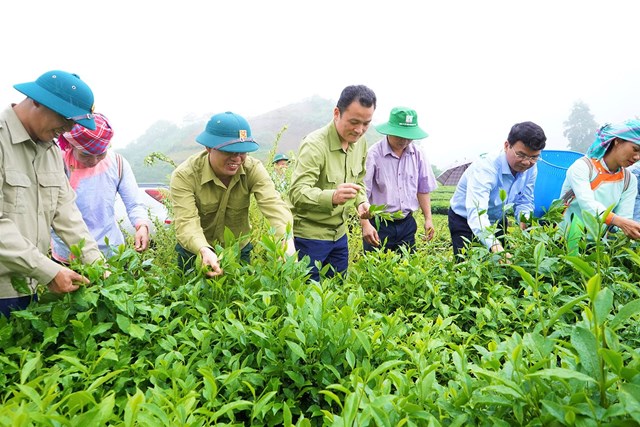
328, 120, 364, 153
199, 151, 246, 187
596, 157, 615, 173
381, 136, 415, 158
498, 150, 515, 176
2, 105, 51, 147
328, 121, 345, 152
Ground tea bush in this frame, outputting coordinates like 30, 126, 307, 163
2, 188, 640, 425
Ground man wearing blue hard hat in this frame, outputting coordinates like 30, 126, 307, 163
170, 111, 295, 276
271, 153, 290, 194
0, 70, 104, 317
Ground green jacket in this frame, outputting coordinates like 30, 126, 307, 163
170, 152, 292, 255
288, 121, 367, 241
0, 106, 102, 299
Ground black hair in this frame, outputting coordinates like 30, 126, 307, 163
507, 121, 547, 151
336, 85, 377, 114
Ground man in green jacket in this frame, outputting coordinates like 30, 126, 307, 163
170, 111, 295, 277
288, 85, 376, 282
1, 70, 104, 317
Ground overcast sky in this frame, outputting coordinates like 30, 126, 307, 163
3, 0, 639, 169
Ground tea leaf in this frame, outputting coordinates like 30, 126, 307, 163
86, 369, 126, 393
600, 348, 623, 374
15, 384, 41, 405
42, 327, 61, 346
510, 265, 536, 288
610, 299, 640, 329
367, 359, 406, 381
593, 288, 613, 327
546, 295, 588, 329
533, 242, 546, 266
571, 326, 600, 381
10, 276, 31, 296
319, 390, 344, 410
586, 274, 601, 302
252, 390, 277, 419
212, 400, 253, 420
563, 256, 596, 277
527, 368, 597, 383
124, 389, 145, 427
285, 340, 307, 361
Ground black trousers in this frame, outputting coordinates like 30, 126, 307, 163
447, 208, 507, 261
363, 214, 417, 253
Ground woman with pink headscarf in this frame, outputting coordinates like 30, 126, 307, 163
51, 113, 151, 262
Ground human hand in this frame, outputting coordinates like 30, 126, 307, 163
423, 219, 435, 241
361, 220, 380, 246
490, 243, 504, 254
357, 201, 371, 219
332, 183, 361, 205
613, 216, 640, 240
490, 243, 512, 264
134, 224, 150, 252
499, 252, 513, 265
48, 267, 89, 293
199, 247, 223, 277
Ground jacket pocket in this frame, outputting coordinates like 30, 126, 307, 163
350, 163, 363, 181
3, 170, 31, 214
38, 172, 63, 214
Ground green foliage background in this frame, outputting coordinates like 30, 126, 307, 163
3, 184, 640, 424
4, 122, 640, 425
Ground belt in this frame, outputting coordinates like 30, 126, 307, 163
391, 213, 414, 223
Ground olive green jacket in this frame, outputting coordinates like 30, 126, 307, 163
288, 121, 367, 241
170, 152, 292, 255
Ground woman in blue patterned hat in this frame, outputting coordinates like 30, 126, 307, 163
560, 119, 640, 246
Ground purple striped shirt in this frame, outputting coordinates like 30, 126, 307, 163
364, 138, 437, 216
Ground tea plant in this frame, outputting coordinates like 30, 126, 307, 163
2, 188, 640, 425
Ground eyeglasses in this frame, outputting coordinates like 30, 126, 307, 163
509, 146, 540, 162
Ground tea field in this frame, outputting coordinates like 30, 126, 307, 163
2, 186, 640, 426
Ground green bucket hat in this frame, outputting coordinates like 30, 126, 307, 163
273, 153, 289, 163
375, 107, 428, 140
196, 111, 259, 152
13, 70, 96, 130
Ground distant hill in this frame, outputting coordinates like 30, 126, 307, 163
116, 96, 382, 184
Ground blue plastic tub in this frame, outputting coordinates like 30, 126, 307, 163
533, 149, 584, 217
